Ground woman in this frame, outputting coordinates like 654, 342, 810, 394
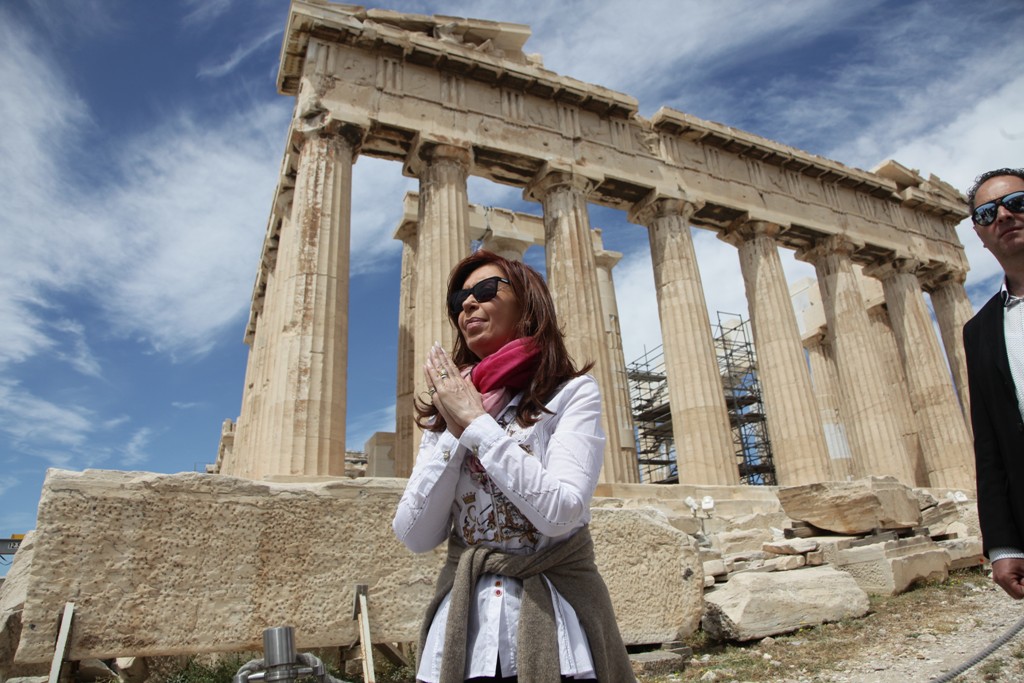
392, 251, 635, 683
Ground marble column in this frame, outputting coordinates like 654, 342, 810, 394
803, 331, 854, 481
227, 316, 266, 478
719, 220, 831, 485
593, 232, 640, 483
923, 268, 974, 432
393, 217, 419, 478
865, 302, 927, 486
629, 195, 739, 486
410, 143, 472, 410
256, 124, 359, 477
525, 169, 632, 483
797, 236, 914, 484
869, 258, 975, 490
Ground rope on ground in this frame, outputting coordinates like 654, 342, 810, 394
930, 612, 1024, 683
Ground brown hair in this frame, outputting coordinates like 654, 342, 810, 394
416, 250, 593, 432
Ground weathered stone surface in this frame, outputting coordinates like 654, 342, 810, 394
777, 477, 921, 534
703, 559, 727, 578
629, 650, 685, 677
114, 656, 149, 683
717, 511, 791, 532
809, 535, 861, 565
767, 555, 806, 571
0, 532, 47, 680
833, 535, 950, 596
590, 507, 704, 644
10, 470, 701, 664
921, 499, 962, 535
713, 528, 773, 555
937, 537, 984, 570
763, 538, 819, 555
702, 566, 869, 641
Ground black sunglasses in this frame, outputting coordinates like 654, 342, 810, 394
449, 276, 510, 315
972, 190, 1024, 226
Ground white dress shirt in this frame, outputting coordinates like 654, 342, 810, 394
393, 375, 605, 682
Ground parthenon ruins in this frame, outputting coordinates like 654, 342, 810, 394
218, 0, 975, 494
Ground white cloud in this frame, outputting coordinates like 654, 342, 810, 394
346, 403, 397, 451
198, 28, 282, 78
182, 0, 235, 26
51, 319, 102, 378
0, 475, 18, 498
121, 428, 152, 467
0, 380, 94, 459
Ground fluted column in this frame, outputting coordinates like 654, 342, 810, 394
593, 233, 640, 483
393, 217, 419, 477
629, 195, 738, 485
803, 331, 854, 481
255, 124, 359, 477
525, 169, 631, 483
797, 236, 914, 484
923, 268, 974, 432
719, 220, 831, 484
868, 258, 975, 490
226, 319, 264, 477
865, 302, 927, 486
409, 143, 472, 409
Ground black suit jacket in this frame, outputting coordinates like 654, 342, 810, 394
964, 292, 1024, 557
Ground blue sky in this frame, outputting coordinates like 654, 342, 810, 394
2, 0, 1023, 573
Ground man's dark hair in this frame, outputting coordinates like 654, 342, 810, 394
967, 168, 1024, 210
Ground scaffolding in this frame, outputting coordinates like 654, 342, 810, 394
627, 345, 677, 483
626, 313, 777, 485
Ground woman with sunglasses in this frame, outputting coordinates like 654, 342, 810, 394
393, 250, 634, 683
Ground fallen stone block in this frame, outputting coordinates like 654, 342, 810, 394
833, 535, 950, 595
766, 555, 806, 571
703, 559, 727, 578
809, 534, 861, 565
590, 506, 705, 645
8, 469, 703, 665
702, 566, 869, 641
777, 477, 921, 535
806, 549, 824, 566
629, 650, 685, 677
921, 499, 962, 536
938, 537, 984, 570
763, 538, 818, 555
713, 528, 772, 555
0, 532, 48, 681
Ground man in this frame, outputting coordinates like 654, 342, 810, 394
963, 167, 1024, 599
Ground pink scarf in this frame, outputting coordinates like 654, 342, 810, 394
466, 337, 541, 417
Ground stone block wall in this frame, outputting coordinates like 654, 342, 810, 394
4, 469, 702, 666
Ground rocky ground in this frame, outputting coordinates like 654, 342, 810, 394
639, 567, 1024, 683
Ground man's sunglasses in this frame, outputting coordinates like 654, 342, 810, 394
449, 276, 510, 315
972, 190, 1024, 227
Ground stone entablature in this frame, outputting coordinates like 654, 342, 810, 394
244, 3, 968, 343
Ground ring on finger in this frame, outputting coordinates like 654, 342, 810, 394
428, 387, 437, 396
438, 370, 449, 380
